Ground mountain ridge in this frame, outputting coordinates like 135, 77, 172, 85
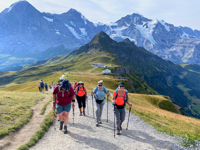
0, 1, 200, 70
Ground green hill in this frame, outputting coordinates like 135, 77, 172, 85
1, 31, 200, 118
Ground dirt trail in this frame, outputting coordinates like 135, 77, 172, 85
0, 93, 52, 150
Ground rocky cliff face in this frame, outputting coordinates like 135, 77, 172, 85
0, 1, 200, 70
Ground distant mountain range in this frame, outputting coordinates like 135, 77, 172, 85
0, 0, 200, 70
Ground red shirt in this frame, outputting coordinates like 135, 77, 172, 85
53, 85, 75, 106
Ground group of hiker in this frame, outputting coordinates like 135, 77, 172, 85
52, 78, 132, 135
38, 80, 48, 92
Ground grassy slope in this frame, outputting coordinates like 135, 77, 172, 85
0, 92, 44, 137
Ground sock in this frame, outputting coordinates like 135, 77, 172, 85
64, 125, 67, 130
60, 121, 64, 126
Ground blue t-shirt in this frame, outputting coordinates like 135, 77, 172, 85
92, 86, 108, 104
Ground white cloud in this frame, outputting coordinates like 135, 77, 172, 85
0, 0, 200, 30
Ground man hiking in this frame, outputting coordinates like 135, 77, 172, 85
40, 80, 44, 93
75, 81, 87, 116
91, 80, 109, 126
45, 83, 48, 91
52, 79, 75, 134
112, 82, 132, 135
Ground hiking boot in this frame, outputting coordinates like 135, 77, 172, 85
83, 111, 86, 116
99, 121, 102, 124
80, 112, 82, 116
64, 129, 67, 134
64, 126, 67, 134
116, 130, 121, 135
96, 122, 99, 127
59, 121, 64, 130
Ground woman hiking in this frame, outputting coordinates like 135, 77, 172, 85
112, 82, 132, 135
75, 81, 87, 116
74, 82, 78, 91
91, 80, 109, 126
52, 79, 75, 134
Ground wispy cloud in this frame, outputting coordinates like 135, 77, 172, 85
0, 0, 199, 30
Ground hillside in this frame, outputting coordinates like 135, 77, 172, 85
19, 31, 200, 118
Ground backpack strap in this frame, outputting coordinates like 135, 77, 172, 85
94, 86, 99, 99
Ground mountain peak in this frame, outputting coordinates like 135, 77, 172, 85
90, 31, 115, 44
67, 8, 81, 14
1, 0, 33, 14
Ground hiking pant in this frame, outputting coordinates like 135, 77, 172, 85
38, 87, 40, 92
96, 102, 105, 122
45, 87, 48, 91
114, 107, 126, 131
76, 95, 86, 108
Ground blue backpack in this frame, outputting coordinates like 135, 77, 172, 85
40, 82, 44, 88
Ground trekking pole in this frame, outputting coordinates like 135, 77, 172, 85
107, 95, 108, 123
126, 107, 131, 130
92, 95, 94, 118
73, 105, 75, 124
87, 97, 89, 115
53, 107, 56, 131
114, 106, 115, 137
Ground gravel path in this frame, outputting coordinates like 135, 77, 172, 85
29, 95, 198, 150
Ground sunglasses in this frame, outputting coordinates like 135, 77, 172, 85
120, 86, 124, 87
98, 85, 102, 86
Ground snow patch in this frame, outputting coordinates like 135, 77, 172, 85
158, 20, 170, 32
55, 29, 60, 35
65, 24, 80, 39
94, 22, 105, 27
79, 28, 87, 36
81, 15, 87, 25
135, 20, 158, 44
43, 16, 53, 22
180, 32, 189, 39
70, 21, 76, 26
109, 25, 136, 42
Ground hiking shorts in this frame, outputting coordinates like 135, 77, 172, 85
56, 103, 71, 114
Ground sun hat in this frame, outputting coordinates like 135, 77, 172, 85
78, 81, 84, 85
61, 79, 70, 89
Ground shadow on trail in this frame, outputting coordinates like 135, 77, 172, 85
68, 132, 123, 150
68, 122, 95, 132
121, 130, 174, 149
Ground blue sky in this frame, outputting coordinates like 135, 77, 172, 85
0, 0, 200, 30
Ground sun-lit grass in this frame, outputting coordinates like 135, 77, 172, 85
1, 72, 61, 92
0, 92, 44, 137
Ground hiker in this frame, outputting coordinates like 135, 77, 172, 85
52, 79, 75, 134
49, 84, 51, 89
91, 80, 110, 126
112, 82, 132, 135
40, 80, 44, 93
74, 82, 78, 91
38, 82, 41, 92
45, 83, 48, 91
53, 84, 56, 90
75, 81, 87, 116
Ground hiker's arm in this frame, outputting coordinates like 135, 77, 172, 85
71, 95, 75, 108
126, 100, 132, 107
105, 88, 109, 96
91, 89, 95, 96
52, 94, 56, 109
112, 95, 116, 103
85, 89, 88, 98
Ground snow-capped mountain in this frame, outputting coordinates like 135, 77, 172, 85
0, 0, 200, 70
